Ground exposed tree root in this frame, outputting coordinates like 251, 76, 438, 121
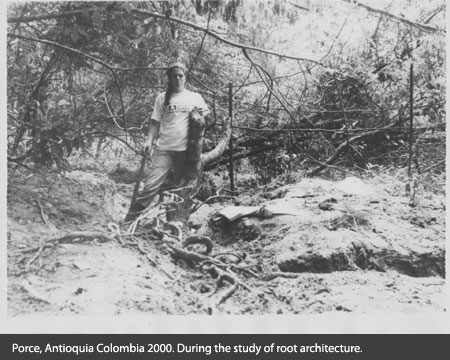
165, 239, 253, 308
212, 252, 244, 262
26, 243, 46, 268
205, 264, 252, 292
216, 283, 239, 305
122, 208, 252, 308
164, 221, 183, 241
261, 272, 301, 281
203, 264, 252, 311
107, 223, 124, 244
15, 231, 116, 269
125, 206, 165, 235
168, 243, 218, 264
183, 236, 214, 255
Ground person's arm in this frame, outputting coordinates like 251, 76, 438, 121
143, 119, 160, 151
144, 93, 163, 151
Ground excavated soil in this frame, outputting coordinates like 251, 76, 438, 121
6, 167, 446, 317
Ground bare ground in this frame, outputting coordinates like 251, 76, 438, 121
7, 167, 446, 316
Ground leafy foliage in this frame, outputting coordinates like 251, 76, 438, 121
7, 0, 446, 183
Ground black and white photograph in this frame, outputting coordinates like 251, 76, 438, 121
2, 0, 448, 333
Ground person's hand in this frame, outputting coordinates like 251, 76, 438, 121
142, 138, 153, 153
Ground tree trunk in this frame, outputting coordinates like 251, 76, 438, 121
202, 117, 232, 165
168, 111, 232, 223
167, 108, 206, 222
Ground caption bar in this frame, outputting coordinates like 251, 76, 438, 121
2, 334, 447, 360
11, 341, 363, 356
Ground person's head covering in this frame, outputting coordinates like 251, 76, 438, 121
166, 62, 187, 76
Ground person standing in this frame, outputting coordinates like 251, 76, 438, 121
125, 62, 209, 223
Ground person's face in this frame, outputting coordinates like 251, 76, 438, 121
168, 68, 185, 92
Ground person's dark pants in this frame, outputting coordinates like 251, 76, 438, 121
137, 149, 186, 207
125, 149, 186, 222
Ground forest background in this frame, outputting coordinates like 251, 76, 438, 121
6, 0, 446, 186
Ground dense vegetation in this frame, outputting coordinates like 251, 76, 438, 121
7, 0, 446, 185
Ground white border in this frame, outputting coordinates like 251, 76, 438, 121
1, 0, 449, 335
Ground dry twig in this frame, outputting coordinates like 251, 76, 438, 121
35, 200, 56, 229
26, 243, 46, 268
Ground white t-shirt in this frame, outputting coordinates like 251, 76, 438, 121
151, 89, 209, 151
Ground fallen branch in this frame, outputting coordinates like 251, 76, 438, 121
342, 0, 445, 34
421, 159, 445, 174
8, 6, 323, 64
306, 112, 410, 176
133, 9, 321, 64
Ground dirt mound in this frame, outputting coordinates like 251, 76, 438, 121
7, 169, 123, 228
208, 177, 445, 280
7, 168, 446, 316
